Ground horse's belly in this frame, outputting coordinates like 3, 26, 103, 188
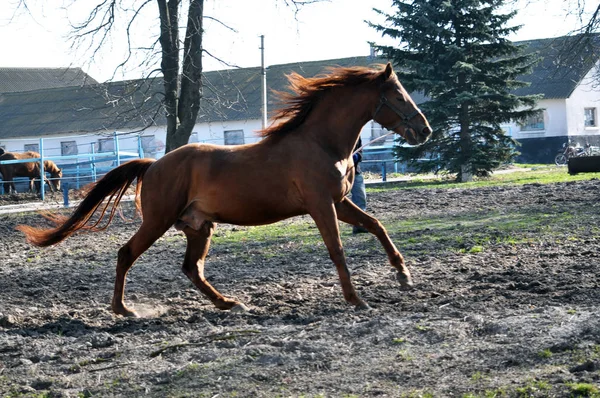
179, 193, 304, 229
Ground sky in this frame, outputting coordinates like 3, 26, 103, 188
0, 0, 595, 83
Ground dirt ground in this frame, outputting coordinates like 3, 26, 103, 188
0, 178, 599, 397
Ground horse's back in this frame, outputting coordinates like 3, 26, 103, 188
140, 142, 308, 226
0, 151, 39, 178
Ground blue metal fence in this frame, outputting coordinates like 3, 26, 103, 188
0, 132, 144, 200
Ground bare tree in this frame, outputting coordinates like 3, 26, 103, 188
11, 0, 321, 153
64, 0, 203, 152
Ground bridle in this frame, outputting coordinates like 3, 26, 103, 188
373, 93, 423, 131
352, 93, 425, 155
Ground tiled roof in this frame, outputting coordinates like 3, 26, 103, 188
0, 56, 388, 139
0, 67, 98, 93
0, 35, 598, 140
514, 35, 600, 99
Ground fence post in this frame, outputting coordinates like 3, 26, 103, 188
114, 131, 121, 166
138, 135, 144, 158
39, 138, 45, 201
91, 142, 97, 183
382, 162, 387, 182
63, 182, 70, 208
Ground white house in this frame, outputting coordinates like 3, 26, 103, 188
501, 35, 600, 162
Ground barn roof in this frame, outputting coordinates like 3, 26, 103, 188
0, 35, 598, 140
514, 34, 600, 99
0, 67, 98, 94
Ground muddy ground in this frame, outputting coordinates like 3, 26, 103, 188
0, 178, 599, 397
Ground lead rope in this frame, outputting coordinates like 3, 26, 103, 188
352, 129, 397, 156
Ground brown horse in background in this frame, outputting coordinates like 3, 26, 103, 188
0, 151, 62, 194
18, 63, 432, 317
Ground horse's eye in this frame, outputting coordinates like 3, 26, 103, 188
397, 96, 406, 102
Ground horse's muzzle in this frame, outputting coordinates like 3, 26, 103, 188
419, 126, 433, 143
404, 126, 432, 145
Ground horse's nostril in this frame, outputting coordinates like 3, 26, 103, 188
422, 126, 433, 137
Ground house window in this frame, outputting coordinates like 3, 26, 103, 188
98, 138, 115, 152
584, 108, 597, 127
141, 135, 156, 158
61, 141, 78, 156
520, 111, 545, 131
224, 130, 244, 145
24, 143, 39, 153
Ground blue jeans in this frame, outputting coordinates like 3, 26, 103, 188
350, 173, 366, 211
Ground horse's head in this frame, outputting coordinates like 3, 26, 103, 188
50, 167, 62, 191
374, 63, 432, 145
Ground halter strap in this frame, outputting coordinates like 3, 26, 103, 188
373, 93, 423, 131
353, 93, 425, 156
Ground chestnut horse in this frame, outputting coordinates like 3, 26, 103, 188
18, 63, 432, 317
0, 151, 62, 194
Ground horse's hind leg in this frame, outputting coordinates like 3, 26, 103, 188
181, 223, 246, 311
112, 221, 170, 317
335, 198, 413, 289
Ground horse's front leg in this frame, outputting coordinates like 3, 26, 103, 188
44, 177, 54, 193
335, 198, 413, 290
308, 200, 369, 309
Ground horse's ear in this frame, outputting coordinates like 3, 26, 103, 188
384, 62, 393, 79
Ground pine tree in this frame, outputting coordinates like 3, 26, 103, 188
370, 0, 541, 181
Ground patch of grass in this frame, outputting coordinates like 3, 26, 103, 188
212, 221, 323, 256
593, 344, 600, 359
459, 245, 484, 254
567, 382, 599, 397
367, 166, 600, 192
470, 371, 486, 382
175, 362, 202, 378
392, 337, 407, 345
381, 208, 586, 257
482, 388, 508, 398
514, 379, 552, 397
538, 349, 553, 359
397, 349, 413, 361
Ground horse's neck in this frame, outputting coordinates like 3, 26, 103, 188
308, 88, 374, 159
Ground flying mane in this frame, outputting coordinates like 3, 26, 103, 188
259, 64, 389, 137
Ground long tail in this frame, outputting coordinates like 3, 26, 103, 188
17, 158, 155, 247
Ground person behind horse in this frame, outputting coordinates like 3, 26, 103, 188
350, 137, 368, 234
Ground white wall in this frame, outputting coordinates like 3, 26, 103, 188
188, 119, 263, 147
503, 98, 568, 140
565, 62, 600, 137
504, 62, 600, 141
0, 116, 382, 161
0, 127, 165, 163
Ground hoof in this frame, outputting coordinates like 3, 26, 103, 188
114, 308, 140, 318
355, 301, 372, 311
230, 303, 249, 313
112, 302, 139, 317
397, 272, 414, 291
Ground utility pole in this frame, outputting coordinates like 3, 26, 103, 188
260, 35, 267, 130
